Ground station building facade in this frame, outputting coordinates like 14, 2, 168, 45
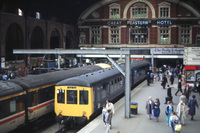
78, 0, 200, 67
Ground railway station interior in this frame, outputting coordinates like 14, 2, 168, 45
0, 0, 200, 133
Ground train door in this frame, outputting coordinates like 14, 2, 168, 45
93, 86, 101, 111
30, 91, 40, 119
93, 89, 97, 111
17, 96, 25, 125
105, 82, 110, 100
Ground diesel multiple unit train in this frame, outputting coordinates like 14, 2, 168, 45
0, 64, 107, 133
54, 61, 149, 126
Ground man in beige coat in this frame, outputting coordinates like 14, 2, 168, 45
176, 100, 187, 125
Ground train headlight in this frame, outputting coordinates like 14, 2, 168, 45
59, 109, 62, 114
83, 111, 86, 115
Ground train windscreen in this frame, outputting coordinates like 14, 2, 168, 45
67, 90, 77, 104
57, 89, 65, 103
79, 90, 88, 105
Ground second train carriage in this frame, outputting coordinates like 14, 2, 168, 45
54, 61, 149, 123
0, 82, 26, 133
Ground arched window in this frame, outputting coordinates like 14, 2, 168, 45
31, 26, 44, 49
50, 29, 60, 49
6, 23, 24, 60
109, 3, 120, 19
158, 2, 171, 18
131, 3, 148, 18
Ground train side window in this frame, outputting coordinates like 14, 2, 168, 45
79, 90, 88, 105
57, 89, 65, 103
18, 96, 24, 111
67, 90, 77, 104
0, 103, 4, 119
45, 87, 54, 101
31, 92, 40, 106
110, 80, 114, 93
10, 100, 16, 114
102, 83, 108, 99
96, 86, 101, 102
31, 92, 36, 106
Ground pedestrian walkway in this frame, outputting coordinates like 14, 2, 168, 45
78, 78, 200, 133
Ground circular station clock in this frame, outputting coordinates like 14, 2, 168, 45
92, 11, 99, 18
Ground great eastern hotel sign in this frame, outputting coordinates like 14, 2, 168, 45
108, 20, 173, 26
184, 47, 200, 65
128, 20, 172, 25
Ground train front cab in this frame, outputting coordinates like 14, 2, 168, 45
55, 85, 93, 121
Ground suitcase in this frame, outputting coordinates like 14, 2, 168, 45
166, 96, 173, 102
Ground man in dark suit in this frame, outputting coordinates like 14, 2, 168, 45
165, 85, 172, 104
146, 72, 150, 86
175, 79, 182, 96
184, 84, 190, 103
162, 75, 168, 89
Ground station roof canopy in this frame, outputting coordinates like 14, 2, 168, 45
13, 49, 131, 55
13, 48, 152, 55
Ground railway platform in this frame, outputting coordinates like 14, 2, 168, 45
78, 78, 200, 133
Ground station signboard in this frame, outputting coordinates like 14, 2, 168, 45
152, 48, 184, 55
184, 47, 200, 65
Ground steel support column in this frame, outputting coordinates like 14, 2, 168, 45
151, 48, 154, 73
125, 54, 131, 118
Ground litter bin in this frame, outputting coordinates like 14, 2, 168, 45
130, 102, 138, 114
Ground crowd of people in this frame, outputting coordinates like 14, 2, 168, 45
1, 71, 15, 81
145, 64, 199, 133
99, 64, 199, 133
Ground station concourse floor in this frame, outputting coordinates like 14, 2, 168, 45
78, 78, 200, 133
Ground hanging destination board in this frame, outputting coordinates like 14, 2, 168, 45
184, 47, 200, 65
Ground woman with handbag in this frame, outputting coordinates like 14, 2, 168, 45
146, 96, 154, 120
